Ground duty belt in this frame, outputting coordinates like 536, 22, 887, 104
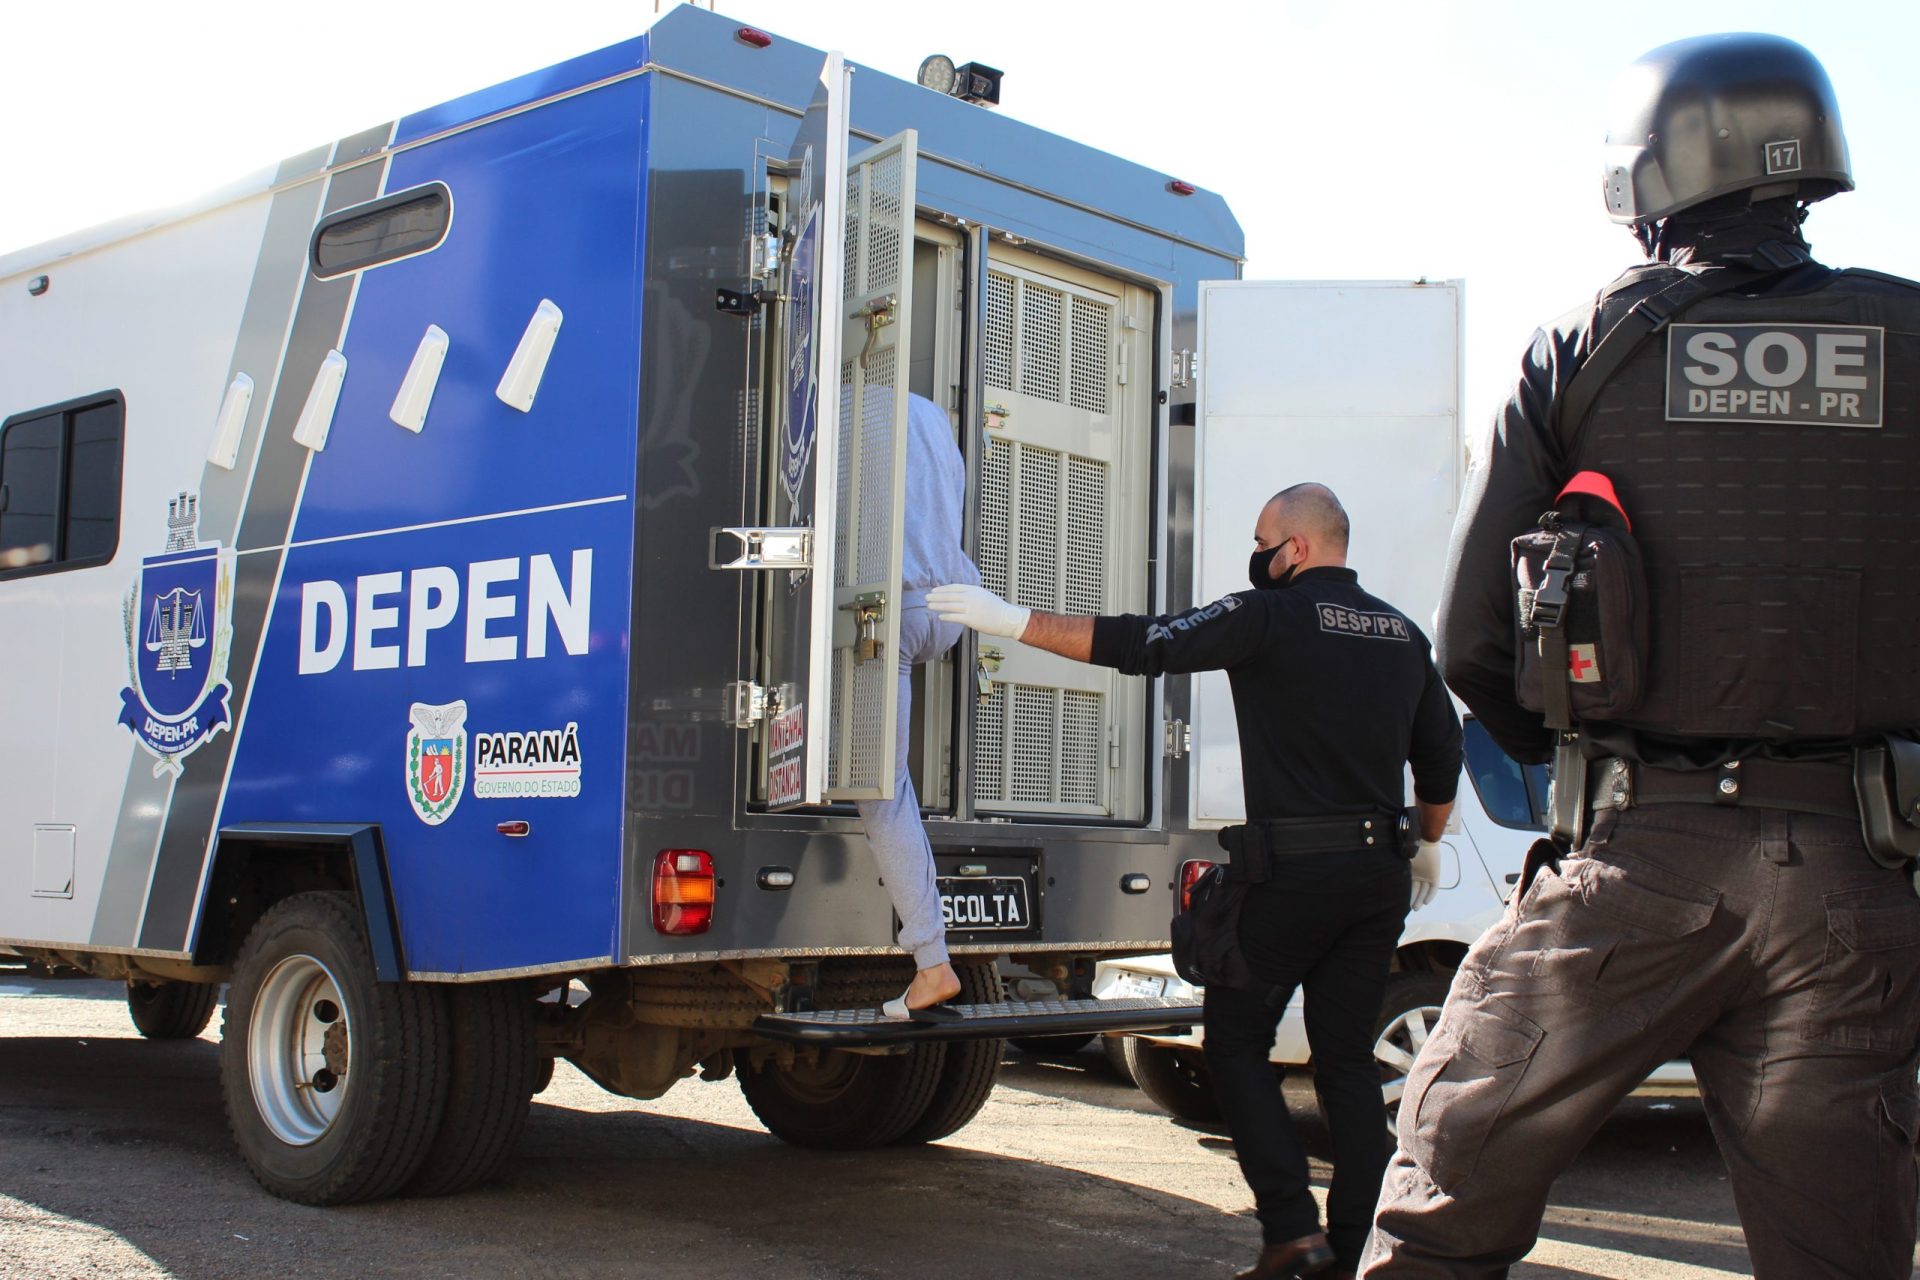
1217, 811, 1413, 884
1588, 756, 1858, 821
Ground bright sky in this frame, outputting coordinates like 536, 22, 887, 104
4, 0, 1915, 436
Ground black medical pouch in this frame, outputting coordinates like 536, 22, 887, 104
1171, 864, 1252, 991
1511, 471, 1650, 732
1170, 866, 1289, 1007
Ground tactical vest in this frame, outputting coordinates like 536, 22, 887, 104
1563, 265, 1920, 742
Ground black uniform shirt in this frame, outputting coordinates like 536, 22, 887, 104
1088, 567, 1462, 822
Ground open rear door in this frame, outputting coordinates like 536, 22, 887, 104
750, 53, 916, 808
1188, 280, 1463, 826
821, 130, 917, 800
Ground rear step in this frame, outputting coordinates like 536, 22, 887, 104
752, 995, 1201, 1047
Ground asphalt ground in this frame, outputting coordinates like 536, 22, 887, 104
0, 973, 1909, 1279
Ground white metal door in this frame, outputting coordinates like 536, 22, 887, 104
973, 253, 1146, 818
821, 131, 917, 801
1189, 280, 1464, 826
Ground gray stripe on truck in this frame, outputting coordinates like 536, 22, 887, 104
89, 144, 334, 947
132, 127, 394, 952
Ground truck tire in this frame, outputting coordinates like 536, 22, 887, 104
126, 979, 219, 1040
406, 980, 539, 1196
1372, 972, 1453, 1138
741, 1042, 948, 1150
1124, 1037, 1222, 1123
220, 891, 450, 1205
895, 960, 1003, 1145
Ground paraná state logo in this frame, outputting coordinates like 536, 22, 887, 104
406, 700, 468, 825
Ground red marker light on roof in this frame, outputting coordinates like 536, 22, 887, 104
654, 849, 716, 936
736, 27, 773, 49
1167, 180, 1197, 196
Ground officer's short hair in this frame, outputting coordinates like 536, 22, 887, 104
1271, 483, 1350, 554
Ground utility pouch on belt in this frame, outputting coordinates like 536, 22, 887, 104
1512, 472, 1649, 732
1853, 734, 1920, 868
1170, 866, 1284, 1006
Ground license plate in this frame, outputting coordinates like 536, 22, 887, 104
938, 876, 1030, 931
1111, 972, 1167, 999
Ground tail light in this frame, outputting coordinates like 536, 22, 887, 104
653, 849, 715, 935
1178, 859, 1215, 913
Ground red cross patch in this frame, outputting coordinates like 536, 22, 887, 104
1568, 643, 1601, 684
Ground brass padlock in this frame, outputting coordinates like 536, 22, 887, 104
844, 591, 887, 665
976, 645, 1004, 704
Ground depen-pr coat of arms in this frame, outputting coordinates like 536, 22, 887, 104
407, 700, 468, 825
118, 492, 234, 777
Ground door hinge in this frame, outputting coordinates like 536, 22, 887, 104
1171, 349, 1196, 389
725, 681, 770, 728
710, 526, 813, 571
1163, 719, 1191, 759
1116, 341, 1129, 386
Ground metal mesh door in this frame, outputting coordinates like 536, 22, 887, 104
824, 132, 917, 800
973, 264, 1127, 816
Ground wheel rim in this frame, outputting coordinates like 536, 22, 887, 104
1374, 1003, 1443, 1136
769, 1051, 863, 1105
1166, 1049, 1211, 1095
248, 953, 352, 1146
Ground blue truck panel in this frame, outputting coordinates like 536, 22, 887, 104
220, 78, 650, 977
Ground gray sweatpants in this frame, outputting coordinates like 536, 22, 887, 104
855, 604, 963, 971
1364, 805, 1920, 1278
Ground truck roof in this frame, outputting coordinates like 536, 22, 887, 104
0, 7, 1243, 282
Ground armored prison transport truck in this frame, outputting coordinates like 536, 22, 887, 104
0, 9, 1456, 1204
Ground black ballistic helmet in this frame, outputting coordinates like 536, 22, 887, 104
1602, 33, 1852, 225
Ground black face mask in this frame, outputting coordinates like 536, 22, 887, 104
1248, 544, 1298, 591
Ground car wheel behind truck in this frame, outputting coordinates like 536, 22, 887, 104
220, 891, 451, 1205
1124, 1037, 1222, 1123
126, 978, 219, 1040
1372, 972, 1453, 1138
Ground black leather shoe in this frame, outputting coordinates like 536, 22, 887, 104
1233, 1232, 1336, 1279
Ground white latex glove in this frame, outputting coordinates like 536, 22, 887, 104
926, 584, 1031, 640
1409, 839, 1443, 911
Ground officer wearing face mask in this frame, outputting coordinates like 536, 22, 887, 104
931, 482, 1462, 1280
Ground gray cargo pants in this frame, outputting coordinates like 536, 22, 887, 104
855, 604, 963, 971
1364, 805, 1920, 1278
